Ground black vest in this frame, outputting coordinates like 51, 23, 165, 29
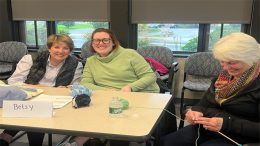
25, 51, 79, 87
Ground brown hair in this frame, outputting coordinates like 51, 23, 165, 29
90, 28, 120, 53
47, 34, 74, 52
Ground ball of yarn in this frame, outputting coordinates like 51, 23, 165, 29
119, 98, 129, 109
70, 85, 92, 97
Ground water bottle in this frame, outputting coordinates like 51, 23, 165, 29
109, 97, 123, 117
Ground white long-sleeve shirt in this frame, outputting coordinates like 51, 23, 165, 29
8, 54, 83, 86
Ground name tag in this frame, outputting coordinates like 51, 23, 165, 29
2, 100, 53, 118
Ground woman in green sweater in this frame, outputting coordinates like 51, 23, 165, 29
60, 28, 159, 146
80, 28, 159, 93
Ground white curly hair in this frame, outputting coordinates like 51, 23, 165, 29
213, 32, 260, 66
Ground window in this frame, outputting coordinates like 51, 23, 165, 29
208, 24, 241, 50
56, 21, 109, 49
138, 23, 243, 53
24, 21, 109, 50
138, 24, 199, 52
25, 21, 47, 47
133, 0, 250, 53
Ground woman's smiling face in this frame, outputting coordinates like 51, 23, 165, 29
48, 41, 71, 65
220, 60, 251, 78
91, 32, 114, 57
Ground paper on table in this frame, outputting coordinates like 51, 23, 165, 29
31, 94, 73, 109
20, 88, 44, 99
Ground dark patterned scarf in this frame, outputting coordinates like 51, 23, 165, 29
215, 62, 260, 105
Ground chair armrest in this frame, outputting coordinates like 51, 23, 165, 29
172, 62, 179, 72
167, 61, 179, 90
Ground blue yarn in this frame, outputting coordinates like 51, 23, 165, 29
70, 85, 92, 97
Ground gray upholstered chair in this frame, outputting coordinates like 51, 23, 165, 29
137, 46, 178, 93
137, 46, 178, 146
80, 41, 94, 65
0, 41, 28, 80
179, 52, 222, 128
38, 44, 48, 53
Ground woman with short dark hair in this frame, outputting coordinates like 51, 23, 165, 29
0, 34, 83, 146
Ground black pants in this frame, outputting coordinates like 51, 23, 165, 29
3, 130, 45, 146
158, 124, 238, 146
110, 140, 129, 146
152, 98, 177, 146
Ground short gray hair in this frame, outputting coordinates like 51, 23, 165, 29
213, 32, 260, 66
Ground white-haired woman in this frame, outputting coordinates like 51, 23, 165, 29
159, 32, 260, 146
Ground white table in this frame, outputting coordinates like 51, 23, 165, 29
0, 88, 173, 142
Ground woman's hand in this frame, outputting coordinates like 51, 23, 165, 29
194, 117, 223, 132
121, 85, 132, 92
185, 110, 203, 124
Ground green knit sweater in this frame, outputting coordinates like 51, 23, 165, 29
80, 46, 159, 93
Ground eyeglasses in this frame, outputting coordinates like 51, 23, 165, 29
92, 38, 111, 45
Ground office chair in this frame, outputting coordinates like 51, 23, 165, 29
0, 41, 28, 80
136, 46, 178, 146
81, 41, 94, 65
137, 46, 178, 94
179, 52, 222, 129
38, 44, 48, 53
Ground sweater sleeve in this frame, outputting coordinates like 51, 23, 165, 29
80, 60, 107, 90
7, 55, 33, 85
192, 78, 260, 139
127, 51, 158, 92
197, 103, 260, 139
70, 62, 83, 85
221, 114, 260, 139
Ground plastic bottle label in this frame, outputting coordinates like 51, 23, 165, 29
109, 107, 122, 114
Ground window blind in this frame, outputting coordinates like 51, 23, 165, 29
11, 0, 110, 21
132, 0, 253, 24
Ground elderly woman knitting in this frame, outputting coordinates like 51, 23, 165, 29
159, 32, 260, 146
